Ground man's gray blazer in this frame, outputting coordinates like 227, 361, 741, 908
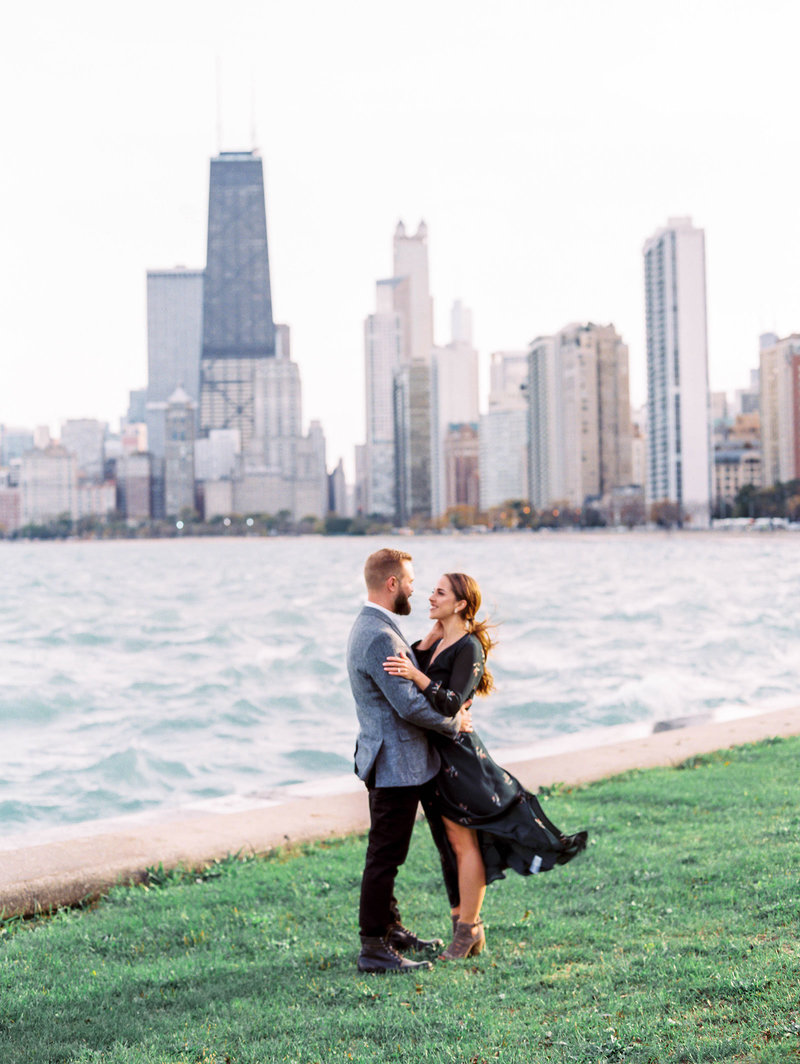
347, 605, 461, 788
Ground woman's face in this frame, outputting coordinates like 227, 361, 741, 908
428, 575, 466, 620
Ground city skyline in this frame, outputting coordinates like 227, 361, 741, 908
2, 1, 799, 477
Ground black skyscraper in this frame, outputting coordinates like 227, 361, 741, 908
199, 151, 276, 447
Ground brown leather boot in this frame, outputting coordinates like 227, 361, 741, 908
386, 921, 443, 953
440, 920, 485, 960
357, 935, 434, 973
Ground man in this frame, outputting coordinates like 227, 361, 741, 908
347, 547, 469, 973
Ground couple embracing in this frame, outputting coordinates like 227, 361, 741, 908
347, 547, 587, 974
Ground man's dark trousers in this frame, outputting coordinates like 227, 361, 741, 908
359, 779, 459, 936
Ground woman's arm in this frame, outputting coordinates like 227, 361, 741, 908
422, 639, 485, 715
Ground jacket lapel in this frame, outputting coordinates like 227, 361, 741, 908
362, 605, 415, 659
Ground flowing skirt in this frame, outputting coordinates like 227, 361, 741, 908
430, 730, 588, 886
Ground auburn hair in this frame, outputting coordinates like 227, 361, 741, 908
444, 572, 496, 695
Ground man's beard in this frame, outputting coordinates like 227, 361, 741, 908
392, 589, 412, 615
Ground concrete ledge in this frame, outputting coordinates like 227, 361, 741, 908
2, 705, 799, 919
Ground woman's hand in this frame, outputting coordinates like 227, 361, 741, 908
416, 621, 445, 651
383, 651, 430, 692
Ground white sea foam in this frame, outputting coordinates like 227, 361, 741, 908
1, 532, 798, 837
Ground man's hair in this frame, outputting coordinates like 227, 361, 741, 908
364, 548, 412, 590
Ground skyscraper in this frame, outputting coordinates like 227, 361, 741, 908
393, 221, 433, 364
643, 217, 711, 526
559, 323, 633, 507
363, 222, 437, 522
527, 335, 564, 510
146, 267, 204, 460
759, 331, 800, 486
527, 325, 633, 514
164, 387, 196, 517
430, 302, 480, 517
393, 361, 433, 524
480, 352, 530, 511
199, 151, 276, 449
364, 278, 404, 517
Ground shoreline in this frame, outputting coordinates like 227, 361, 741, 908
2, 702, 799, 920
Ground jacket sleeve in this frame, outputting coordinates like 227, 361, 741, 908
367, 631, 461, 737
424, 638, 484, 715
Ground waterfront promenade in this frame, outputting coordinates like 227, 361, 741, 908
3, 703, 799, 919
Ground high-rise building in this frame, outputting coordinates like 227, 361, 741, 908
1, 426, 35, 466
393, 361, 434, 525
490, 350, 528, 403
353, 443, 367, 516
127, 389, 147, 426
195, 429, 240, 482
481, 349, 531, 511
559, 323, 633, 507
443, 423, 480, 512
199, 151, 276, 449
164, 387, 196, 517
527, 335, 564, 510
735, 368, 760, 417
329, 458, 348, 517
364, 278, 404, 517
60, 419, 107, 482
20, 445, 78, 525
527, 325, 633, 513
479, 407, 529, 510
450, 299, 473, 345
631, 405, 647, 491
364, 222, 438, 521
759, 332, 800, 487
146, 267, 204, 459
393, 221, 434, 364
117, 452, 152, 521
643, 216, 711, 526
430, 305, 480, 516
0, 480, 21, 533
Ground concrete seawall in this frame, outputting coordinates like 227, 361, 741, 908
2, 704, 799, 919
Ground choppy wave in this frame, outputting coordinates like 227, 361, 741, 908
1, 533, 798, 836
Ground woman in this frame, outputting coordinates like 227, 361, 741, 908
384, 572, 587, 960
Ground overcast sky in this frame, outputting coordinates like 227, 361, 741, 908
2, 0, 798, 475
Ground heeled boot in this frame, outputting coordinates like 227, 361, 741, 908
440, 919, 485, 960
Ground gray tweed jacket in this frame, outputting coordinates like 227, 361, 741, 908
347, 605, 462, 787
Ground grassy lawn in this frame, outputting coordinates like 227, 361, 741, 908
1, 736, 799, 1064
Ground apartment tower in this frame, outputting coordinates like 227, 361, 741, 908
643, 217, 711, 526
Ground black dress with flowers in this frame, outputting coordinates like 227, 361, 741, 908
413, 633, 587, 887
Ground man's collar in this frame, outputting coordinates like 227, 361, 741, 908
363, 600, 401, 623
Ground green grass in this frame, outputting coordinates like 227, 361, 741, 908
2, 737, 799, 1064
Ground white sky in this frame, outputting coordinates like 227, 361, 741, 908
2, 0, 798, 476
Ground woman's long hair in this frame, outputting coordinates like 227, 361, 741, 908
445, 572, 496, 696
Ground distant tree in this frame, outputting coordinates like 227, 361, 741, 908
325, 515, 353, 535
649, 500, 682, 528
444, 505, 476, 530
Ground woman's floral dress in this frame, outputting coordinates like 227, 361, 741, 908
415, 634, 587, 886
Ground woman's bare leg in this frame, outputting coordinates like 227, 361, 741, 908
443, 817, 486, 925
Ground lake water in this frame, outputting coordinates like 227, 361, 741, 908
2, 532, 798, 839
